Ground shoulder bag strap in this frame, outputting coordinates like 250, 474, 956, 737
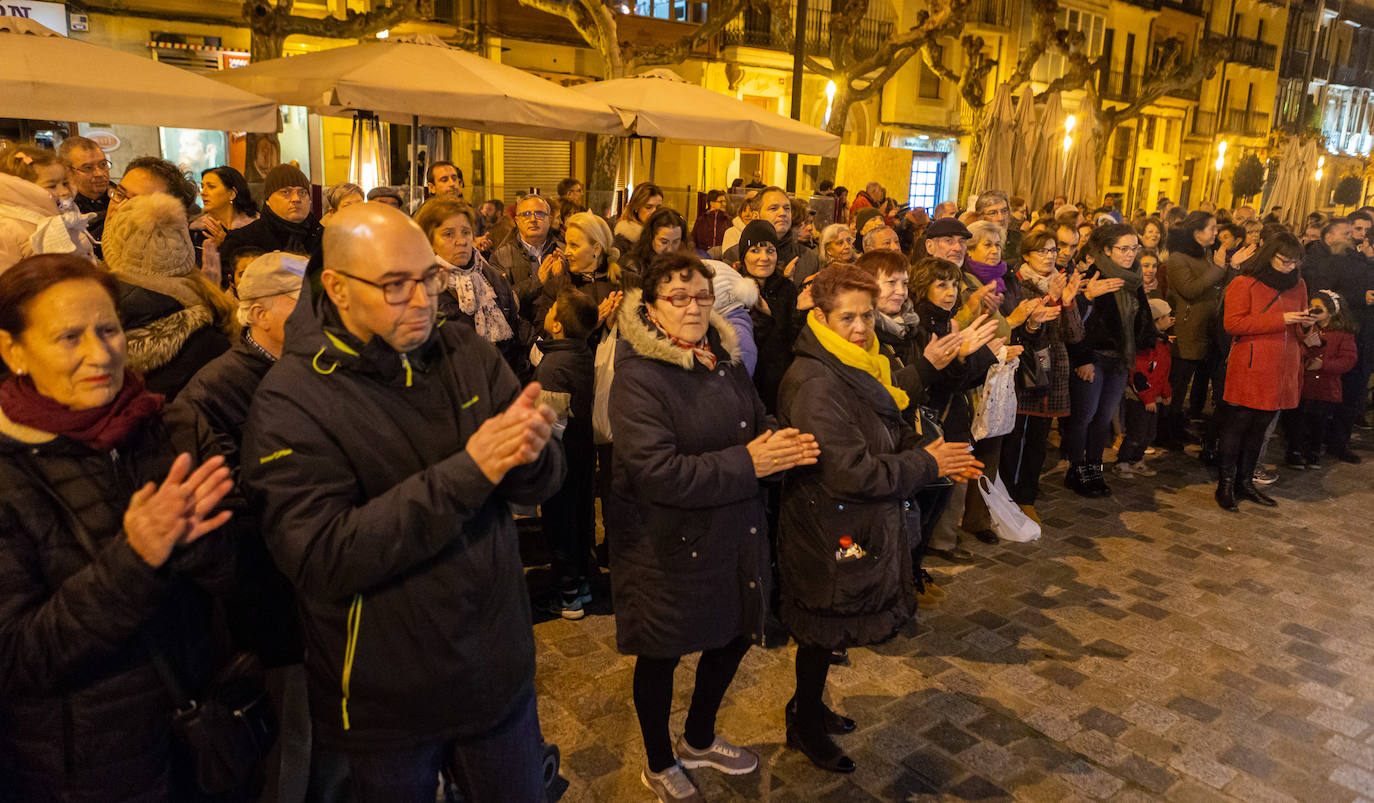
13, 452, 197, 712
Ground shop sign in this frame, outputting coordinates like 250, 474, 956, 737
0, 1, 69, 34
86, 130, 120, 152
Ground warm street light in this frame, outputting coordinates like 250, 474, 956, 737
1063, 115, 1075, 153
1316, 155, 1326, 182
1215, 140, 1227, 172
823, 80, 836, 127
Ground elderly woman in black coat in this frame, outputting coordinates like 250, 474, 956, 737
607, 252, 818, 801
777, 264, 981, 774
0, 255, 236, 801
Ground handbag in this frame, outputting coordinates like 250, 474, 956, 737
971, 352, 1020, 440
1018, 345, 1051, 394
20, 455, 277, 796
591, 324, 618, 445
977, 474, 1042, 543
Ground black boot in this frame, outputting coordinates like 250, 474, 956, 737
1237, 477, 1278, 506
1065, 464, 1095, 497
785, 703, 856, 773
1088, 464, 1112, 497
1215, 469, 1239, 511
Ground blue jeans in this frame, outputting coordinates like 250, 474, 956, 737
343, 688, 545, 803
1065, 352, 1130, 466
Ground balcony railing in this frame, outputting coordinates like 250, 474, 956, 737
1221, 109, 1271, 137
1230, 37, 1277, 70
1098, 70, 1140, 101
1143, 67, 1202, 101
1161, 0, 1205, 14
720, 3, 895, 60
1191, 110, 1218, 137
967, 0, 1013, 28
1331, 64, 1374, 86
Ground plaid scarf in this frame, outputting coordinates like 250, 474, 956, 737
645, 308, 717, 370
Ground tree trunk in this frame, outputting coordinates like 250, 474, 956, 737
244, 31, 287, 185
819, 89, 853, 182
590, 136, 623, 215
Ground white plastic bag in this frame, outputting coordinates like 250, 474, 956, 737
977, 474, 1041, 543
971, 352, 1019, 441
591, 326, 617, 445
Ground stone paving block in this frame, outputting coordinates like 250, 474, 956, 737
1169, 749, 1239, 789
1329, 734, 1374, 771
1168, 695, 1224, 723
1333, 764, 1374, 798
1054, 757, 1126, 800
1312, 706, 1374, 739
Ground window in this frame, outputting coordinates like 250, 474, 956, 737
1110, 126, 1133, 186
908, 154, 944, 212
1030, 8, 1105, 84
919, 47, 943, 99
1145, 116, 1158, 150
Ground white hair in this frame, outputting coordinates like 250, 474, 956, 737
966, 220, 1005, 249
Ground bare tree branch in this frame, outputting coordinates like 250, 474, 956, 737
630, 0, 754, 68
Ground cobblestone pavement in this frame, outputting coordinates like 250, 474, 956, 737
528, 442, 1374, 801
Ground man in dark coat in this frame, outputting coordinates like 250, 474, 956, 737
58, 135, 111, 257
721, 186, 820, 285
220, 164, 323, 281
1307, 218, 1374, 436
242, 204, 565, 803
489, 194, 563, 320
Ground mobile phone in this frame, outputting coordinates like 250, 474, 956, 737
1308, 306, 1322, 317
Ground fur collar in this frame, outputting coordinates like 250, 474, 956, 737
616, 288, 742, 369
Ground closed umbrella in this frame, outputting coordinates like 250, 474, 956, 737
968, 82, 1015, 196
1032, 93, 1068, 205
570, 69, 840, 157
0, 17, 278, 131
1294, 139, 1323, 222
212, 35, 625, 140
1064, 86, 1101, 207
1011, 84, 1036, 198
1264, 138, 1301, 225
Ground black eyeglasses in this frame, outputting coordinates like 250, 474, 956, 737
1033, 247, 1060, 256
515, 210, 549, 220
333, 266, 447, 304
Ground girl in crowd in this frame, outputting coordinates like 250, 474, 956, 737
608, 252, 817, 801
612, 182, 664, 256
1216, 232, 1310, 510
1284, 289, 1359, 469
1064, 224, 1157, 497
1140, 248, 1164, 300
623, 207, 687, 277
736, 219, 802, 413
415, 197, 529, 377
1000, 229, 1084, 520
0, 254, 235, 801
1115, 299, 1174, 477
777, 264, 979, 774
193, 166, 257, 287
0, 143, 94, 270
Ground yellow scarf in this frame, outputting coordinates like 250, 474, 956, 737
807, 312, 910, 411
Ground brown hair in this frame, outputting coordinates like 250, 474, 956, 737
909, 257, 962, 303
414, 197, 475, 242
623, 183, 663, 224
0, 144, 60, 182
1020, 229, 1057, 256
0, 255, 119, 336
640, 252, 714, 303
855, 249, 908, 280
810, 263, 878, 313
553, 288, 598, 340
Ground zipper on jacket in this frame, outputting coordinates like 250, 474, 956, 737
341, 594, 363, 730
400, 353, 413, 388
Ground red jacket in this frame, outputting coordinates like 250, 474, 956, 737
1223, 275, 1308, 411
1127, 339, 1172, 405
1301, 327, 1358, 403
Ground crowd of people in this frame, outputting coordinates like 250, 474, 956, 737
0, 132, 1370, 803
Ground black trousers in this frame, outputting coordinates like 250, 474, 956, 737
543, 437, 596, 589
999, 414, 1055, 505
1218, 404, 1276, 479
1118, 399, 1158, 464
792, 644, 833, 731
632, 637, 752, 773
1283, 399, 1345, 459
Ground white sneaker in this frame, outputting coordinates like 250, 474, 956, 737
1130, 460, 1157, 477
1112, 462, 1135, 478
676, 734, 759, 775
641, 762, 703, 802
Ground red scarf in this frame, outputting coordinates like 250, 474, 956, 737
0, 371, 164, 450
646, 309, 717, 371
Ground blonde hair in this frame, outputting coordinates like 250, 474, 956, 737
565, 211, 623, 284
0, 143, 60, 182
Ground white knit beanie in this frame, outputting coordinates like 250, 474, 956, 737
705, 259, 758, 314
103, 193, 195, 278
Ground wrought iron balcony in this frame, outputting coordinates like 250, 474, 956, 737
720, 3, 895, 60
1220, 109, 1271, 137
1229, 36, 1277, 70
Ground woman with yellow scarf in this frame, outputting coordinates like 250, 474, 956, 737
775, 264, 983, 774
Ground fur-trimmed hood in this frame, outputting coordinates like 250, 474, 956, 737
616, 287, 742, 370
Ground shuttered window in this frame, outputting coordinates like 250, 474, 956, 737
502, 137, 572, 197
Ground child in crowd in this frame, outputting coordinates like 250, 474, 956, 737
536, 289, 600, 618
1116, 299, 1174, 477
1140, 249, 1164, 300
1284, 289, 1359, 469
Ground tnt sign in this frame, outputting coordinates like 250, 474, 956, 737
0, 1, 68, 34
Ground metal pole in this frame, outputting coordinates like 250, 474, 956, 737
786, 0, 808, 193
409, 114, 419, 210
650, 137, 658, 183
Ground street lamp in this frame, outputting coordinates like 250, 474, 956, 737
1315, 155, 1326, 182
823, 80, 836, 127
1063, 115, 1076, 153
1213, 140, 1228, 202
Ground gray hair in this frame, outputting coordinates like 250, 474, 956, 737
819, 223, 853, 260
975, 190, 1009, 212
325, 182, 364, 213
862, 224, 897, 251
967, 220, 1005, 250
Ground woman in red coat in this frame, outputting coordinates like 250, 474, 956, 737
1217, 232, 1312, 510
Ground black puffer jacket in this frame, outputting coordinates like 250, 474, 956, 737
242, 255, 566, 751
218, 207, 323, 282
606, 291, 771, 657
0, 407, 233, 803
776, 325, 938, 649
115, 279, 230, 401
748, 270, 800, 414
174, 338, 301, 668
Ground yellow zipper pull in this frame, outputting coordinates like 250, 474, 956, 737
401, 353, 413, 387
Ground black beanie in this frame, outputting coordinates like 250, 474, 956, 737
263, 163, 310, 200
740, 219, 779, 254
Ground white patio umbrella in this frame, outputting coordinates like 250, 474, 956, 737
1010, 85, 1037, 199
1063, 86, 1101, 207
968, 82, 1015, 196
0, 17, 278, 131
1264, 138, 1301, 224
1032, 93, 1069, 205
569, 69, 841, 159
1293, 139, 1323, 221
